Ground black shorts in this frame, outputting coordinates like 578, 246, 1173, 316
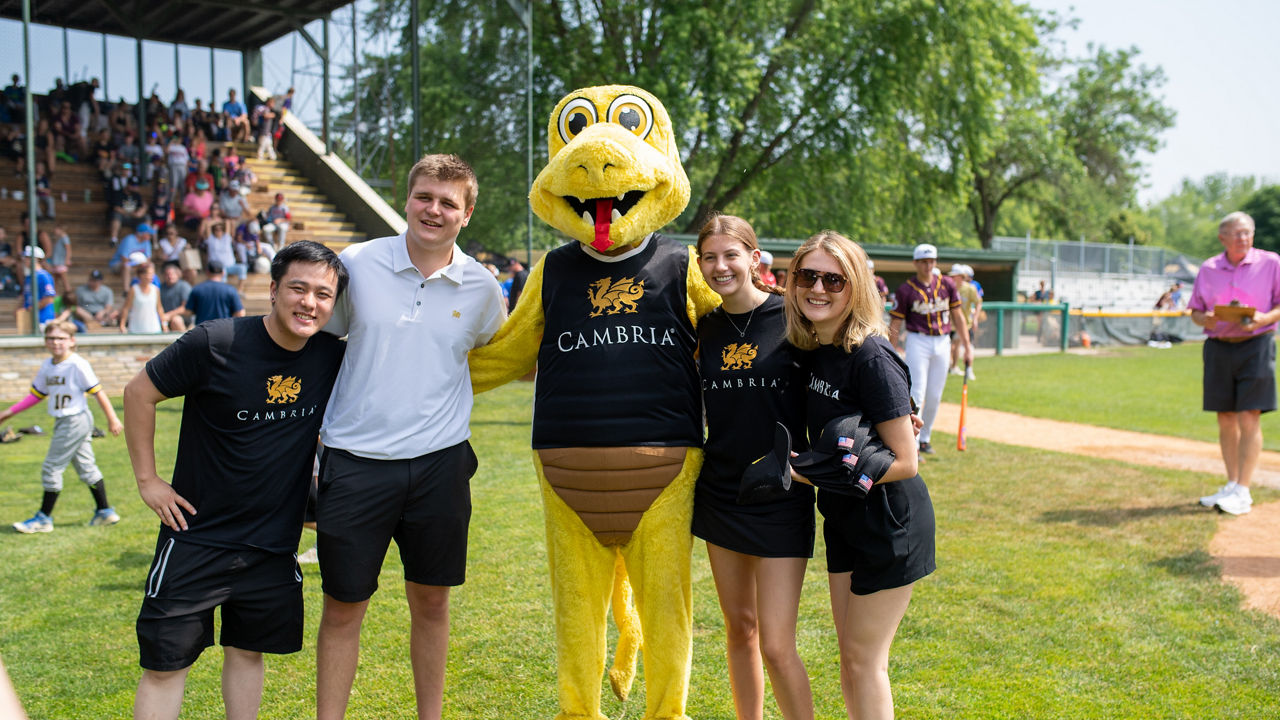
692, 476, 815, 558
818, 474, 936, 595
316, 442, 477, 602
1203, 334, 1278, 413
136, 537, 303, 671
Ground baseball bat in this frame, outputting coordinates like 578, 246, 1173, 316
957, 361, 970, 451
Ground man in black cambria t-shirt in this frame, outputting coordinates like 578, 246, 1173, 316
123, 241, 348, 720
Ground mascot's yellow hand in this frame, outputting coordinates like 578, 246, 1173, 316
469, 259, 545, 393
686, 247, 722, 326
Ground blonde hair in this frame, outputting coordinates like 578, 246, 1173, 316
406, 153, 478, 209
695, 213, 781, 296
784, 230, 886, 351
44, 319, 79, 337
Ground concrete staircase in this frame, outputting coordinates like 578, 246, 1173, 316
0, 142, 368, 334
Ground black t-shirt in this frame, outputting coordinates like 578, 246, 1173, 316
804, 335, 913, 517
145, 316, 345, 553
698, 293, 812, 506
534, 234, 701, 448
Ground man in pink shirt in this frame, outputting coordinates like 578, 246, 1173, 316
1188, 211, 1280, 515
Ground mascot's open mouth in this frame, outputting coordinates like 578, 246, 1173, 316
563, 190, 646, 250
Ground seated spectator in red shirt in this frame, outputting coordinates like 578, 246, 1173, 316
180, 181, 215, 237
184, 158, 214, 195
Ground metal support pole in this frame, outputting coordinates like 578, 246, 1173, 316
102, 34, 109, 98
525, 0, 533, 264
23, 0, 39, 335
323, 17, 331, 155
1059, 304, 1070, 352
352, 4, 361, 168
63, 27, 70, 82
994, 309, 1004, 356
136, 39, 145, 147
210, 47, 215, 109
410, 0, 421, 161
175, 43, 180, 94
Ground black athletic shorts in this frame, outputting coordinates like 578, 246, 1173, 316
136, 537, 303, 671
316, 441, 477, 603
1203, 334, 1278, 413
818, 474, 936, 595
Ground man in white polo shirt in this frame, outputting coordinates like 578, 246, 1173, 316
315, 154, 505, 720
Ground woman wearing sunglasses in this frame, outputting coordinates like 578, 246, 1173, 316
784, 231, 935, 720
694, 214, 816, 720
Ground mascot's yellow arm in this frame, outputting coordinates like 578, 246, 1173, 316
685, 247, 722, 325
469, 259, 546, 394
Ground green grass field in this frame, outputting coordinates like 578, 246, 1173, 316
2, 350, 1279, 718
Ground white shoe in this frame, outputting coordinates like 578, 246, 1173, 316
965, 367, 976, 381
1199, 481, 1238, 508
950, 366, 964, 376
1216, 487, 1253, 516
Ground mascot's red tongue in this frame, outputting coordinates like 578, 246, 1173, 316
591, 198, 614, 251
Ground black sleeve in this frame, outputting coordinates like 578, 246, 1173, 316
145, 324, 211, 399
852, 340, 913, 425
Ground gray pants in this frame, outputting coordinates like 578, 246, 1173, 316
42, 411, 102, 491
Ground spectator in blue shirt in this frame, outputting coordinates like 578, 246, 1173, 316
182, 260, 245, 326
19, 246, 56, 327
109, 223, 154, 288
221, 89, 250, 142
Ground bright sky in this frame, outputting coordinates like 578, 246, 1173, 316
4, 2, 1277, 205
1028, 0, 1280, 203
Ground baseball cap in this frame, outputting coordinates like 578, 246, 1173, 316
128, 251, 149, 266
136, 223, 154, 235
229, 180, 240, 190
759, 250, 774, 266
867, 259, 875, 271
789, 413, 897, 498
22, 245, 45, 259
913, 243, 938, 260
89, 269, 104, 279
738, 422, 794, 505
948, 263, 965, 276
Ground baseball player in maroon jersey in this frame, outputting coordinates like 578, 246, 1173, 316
888, 244, 971, 455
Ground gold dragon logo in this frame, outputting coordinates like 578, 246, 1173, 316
265, 375, 302, 404
587, 276, 645, 317
720, 343, 757, 370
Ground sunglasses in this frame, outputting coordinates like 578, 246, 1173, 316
794, 268, 848, 293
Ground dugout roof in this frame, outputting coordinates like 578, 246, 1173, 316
0, 0, 351, 50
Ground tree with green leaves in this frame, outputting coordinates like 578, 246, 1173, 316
1242, 185, 1280, 253
339, 0, 1042, 252
1147, 173, 1259, 257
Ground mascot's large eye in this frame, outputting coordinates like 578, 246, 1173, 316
606, 94, 654, 140
557, 98, 598, 143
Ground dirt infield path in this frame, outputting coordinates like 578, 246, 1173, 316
937, 402, 1280, 618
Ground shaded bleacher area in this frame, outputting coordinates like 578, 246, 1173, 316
0, 141, 365, 334
1016, 272, 1183, 313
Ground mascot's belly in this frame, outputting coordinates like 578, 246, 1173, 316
538, 446, 688, 545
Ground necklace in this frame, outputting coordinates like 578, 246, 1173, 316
724, 298, 761, 338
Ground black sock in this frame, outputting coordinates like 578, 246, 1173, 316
89, 480, 110, 511
40, 491, 59, 516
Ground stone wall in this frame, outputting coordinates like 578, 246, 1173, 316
0, 335, 177, 399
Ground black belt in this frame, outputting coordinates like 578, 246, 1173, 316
1212, 330, 1273, 344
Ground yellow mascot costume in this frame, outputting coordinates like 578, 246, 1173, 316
470, 85, 720, 720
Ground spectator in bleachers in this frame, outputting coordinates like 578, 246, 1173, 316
190, 128, 208, 163
92, 128, 117, 179
253, 96, 278, 160
218, 181, 250, 224
44, 224, 72, 295
2, 74, 24, 120
263, 192, 291, 249
222, 89, 250, 142
149, 176, 172, 232
47, 78, 68, 111
54, 289, 88, 333
142, 131, 164, 181
52, 102, 85, 161
1, 125, 22, 164
34, 161, 55, 220
116, 130, 140, 170
180, 180, 214, 237
182, 259, 244, 325
170, 89, 189, 123
67, 77, 101, 138
165, 134, 189, 199
108, 176, 148, 242
109, 224, 154, 287
143, 92, 166, 129
184, 158, 214, 195
16, 118, 56, 177
74, 269, 118, 327
119, 260, 163, 334
155, 223, 186, 264
157, 261, 190, 332
19, 246, 56, 328
204, 221, 245, 287
110, 102, 134, 144
0, 227, 18, 295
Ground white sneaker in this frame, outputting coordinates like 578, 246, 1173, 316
950, 366, 964, 376
1199, 481, 1239, 508
1216, 486, 1253, 516
965, 367, 976, 381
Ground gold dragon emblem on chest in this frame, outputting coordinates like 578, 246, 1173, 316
587, 276, 645, 317
720, 343, 757, 370
265, 375, 301, 404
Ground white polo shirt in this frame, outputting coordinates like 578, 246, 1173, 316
320, 233, 506, 460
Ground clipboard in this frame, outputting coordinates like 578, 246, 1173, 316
1214, 304, 1256, 323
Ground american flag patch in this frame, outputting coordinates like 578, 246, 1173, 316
837, 436, 855, 450
841, 453, 858, 467
857, 474, 874, 491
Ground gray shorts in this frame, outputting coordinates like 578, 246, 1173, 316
43, 410, 103, 491
1203, 334, 1278, 413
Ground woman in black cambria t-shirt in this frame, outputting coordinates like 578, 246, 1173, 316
693, 214, 815, 720
784, 231, 936, 720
